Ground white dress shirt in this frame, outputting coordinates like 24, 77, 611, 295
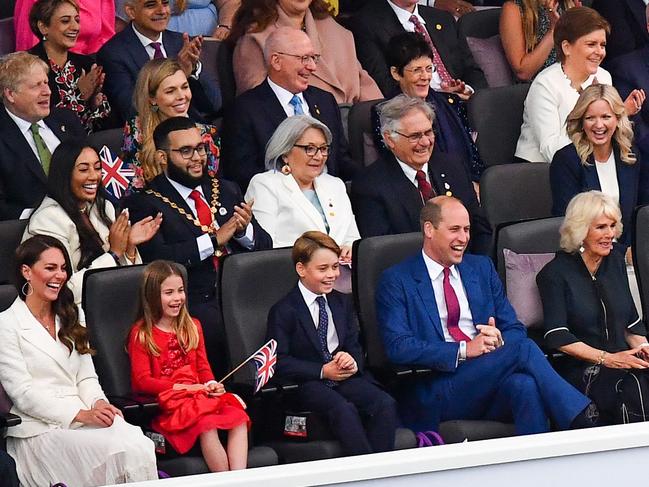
595, 151, 620, 205
298, 281, 340, 353
166, 176, 254, 260
516, 63, 612, 163
267, 77, 311, 117
5, 107, 60, 161
421, 250, 478, 342
397, 159, 430, 188
131, 23, 168, 59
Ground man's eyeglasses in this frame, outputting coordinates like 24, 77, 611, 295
294, 144, 330, 157
394, 129, 435, 144
276, 52, 321, 66
403, 65, 435, 77
169, 143, 207, 159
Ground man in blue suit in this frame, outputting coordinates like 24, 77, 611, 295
267, 231, 398, 456
376, 196, 595, 434
97, 0, 221, 124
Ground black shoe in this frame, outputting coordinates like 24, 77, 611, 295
570, 403, 600, 429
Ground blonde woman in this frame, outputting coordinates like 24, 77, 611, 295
550, 84, 649, 249
499, 0, 575, 81
121, 58, 220, 192
537, 191, 649, 425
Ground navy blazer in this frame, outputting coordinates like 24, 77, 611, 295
0, 107, 85, 220
221, 79, 358, 192
124, 174, 272, 296
610, 45, 649, 141
350, 153, 491, 253
97, 24, 221, 123
350, 1, 487, 96
550, 143, 649, 248
376, 252, 527, 374
593, 0, 649, 66
266, 286, 364, 383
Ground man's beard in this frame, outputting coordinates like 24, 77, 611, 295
166, 160, 207, 189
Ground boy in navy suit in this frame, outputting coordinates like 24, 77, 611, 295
266, 231, 398, 456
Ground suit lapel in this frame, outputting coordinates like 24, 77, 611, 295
123, 26, 154, 76
385, 155, 425, 223
259, 81, 293, 128
291, 287, 325, 357
303, 89, 324, 123
283, 175, 329, 231
412, 256, 446, 340
13, 300, 75, 380
457, 259, 482, 325
45, 112, 70, 143
150, 175, 203, 236
0, 109, 47, 184
327, 292, 347, 348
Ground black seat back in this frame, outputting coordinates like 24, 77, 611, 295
220, 249, 297, 386
352, 233, 423, 369
633, 205, 649, 319
0, 220, 27, 285
457, 7, 500, 38
468, 84, 530, 166
347, 99, 383, 166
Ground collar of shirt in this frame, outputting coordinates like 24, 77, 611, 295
267, 77, 309, 117
131, 22, 164, 53
5, 107, 46, 136
387, 0, 425, 30
421, 249, 459, 282
396, 158, 429, 188
165, 174, 204, 210
298, 280, 326, 310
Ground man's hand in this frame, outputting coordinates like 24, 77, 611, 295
333, 351, 357, 373
322, 360, 355, 381
214, 215, 239, 246
467, 317, 503, 358
178, 33, 203, 76
232, 199, 254, 235
476, 316, 503, 347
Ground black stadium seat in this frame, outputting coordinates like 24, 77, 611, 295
633, 205, 649, 319
0, 220, 27, 285
353, 233, 516, 442
83, 265, 278, 476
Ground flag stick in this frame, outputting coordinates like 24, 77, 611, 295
218, 339, 274, 383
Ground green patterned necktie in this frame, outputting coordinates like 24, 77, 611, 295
30, 123, 51, 175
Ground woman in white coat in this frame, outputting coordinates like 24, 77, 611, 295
0, 235, 158, 486
23, 139, 162, 314
245, 115, 360, 259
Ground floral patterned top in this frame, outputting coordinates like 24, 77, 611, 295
49, 59, 111, 133
122, 116, 221, 194
514, 0, 558, 77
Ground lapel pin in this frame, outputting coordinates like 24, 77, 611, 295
445, 191, 453, 196
436, 24, 442, 30
441, 173, 445, 178
219, 207, 227, 216
444, 182, 450, 190
61, 125, 66, 132
314, 105, 321, 116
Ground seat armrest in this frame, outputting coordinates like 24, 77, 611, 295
108, 394, 159, 414
0, 412, 21, 428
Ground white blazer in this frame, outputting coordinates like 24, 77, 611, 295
23, 196, 142, 311
0, 298, 107, 438
245, 170, 361, 249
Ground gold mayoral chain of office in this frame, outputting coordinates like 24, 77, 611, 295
144, 178, 221, 234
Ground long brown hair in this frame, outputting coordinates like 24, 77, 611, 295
14, 235, 92, 355
132, 58, 187, 182
133, 260, 198, 357
518, 0, 575, 53
229, 0, 333, 44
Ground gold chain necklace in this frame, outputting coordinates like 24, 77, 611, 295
145, 178, 221, 234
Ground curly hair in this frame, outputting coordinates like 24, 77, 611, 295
566, 84, 635, 165
14, 235, 92, 355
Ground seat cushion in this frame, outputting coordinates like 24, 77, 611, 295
466, 35, 514, 88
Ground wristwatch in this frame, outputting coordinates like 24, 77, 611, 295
458, 340, 467, 363
210, 234, 224, 257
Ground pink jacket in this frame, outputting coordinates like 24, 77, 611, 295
233, 9, 381, 104
14, 0, 115, 55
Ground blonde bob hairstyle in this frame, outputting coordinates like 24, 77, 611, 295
133, 58, 189, 182
566, 84, 635, 165
559, 191, 622, 253
133, 260, 198, 357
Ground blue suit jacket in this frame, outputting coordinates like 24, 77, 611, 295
266, 286, 364, 384
97, 24, 221, 123
550, 143, 649, 248
376, 252, 527, 374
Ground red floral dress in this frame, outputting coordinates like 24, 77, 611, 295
128, 319, 249, 453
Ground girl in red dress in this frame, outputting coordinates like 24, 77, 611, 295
128, 260, 249, 471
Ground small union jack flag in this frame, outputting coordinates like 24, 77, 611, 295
253, 339, 277, 394
99, 145, 135, 199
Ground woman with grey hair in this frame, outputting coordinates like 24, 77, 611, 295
245, 115, 360, 263
537, 191, 649, 424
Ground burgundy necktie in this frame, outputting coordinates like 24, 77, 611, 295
149, 41, 165, 59
443, 267, 471, 341
415, 170, 433, 202
409, 15, 454, 85
189, 190, 222, 269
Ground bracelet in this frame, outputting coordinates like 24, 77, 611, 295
217, 24, 231, 30
108, 250, 121, 266
125, 251, 137, 262
596, 350, 607, 366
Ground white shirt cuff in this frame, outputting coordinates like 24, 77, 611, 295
233, 223, 255, 249
191, 60, 203, 80
197, 234, 214, 261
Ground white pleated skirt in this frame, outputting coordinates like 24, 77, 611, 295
7, 416, 158, 487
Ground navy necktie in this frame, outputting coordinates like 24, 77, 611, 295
316, 296, 336, 387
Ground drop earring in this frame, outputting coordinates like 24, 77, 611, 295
281, 164, 291, 175
151, 103, 159, 112
21, 280, 33, 297
579, 242, 585, 253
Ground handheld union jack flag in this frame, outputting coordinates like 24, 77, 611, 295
253, 339, 277, 394
99, 145, 135, 199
